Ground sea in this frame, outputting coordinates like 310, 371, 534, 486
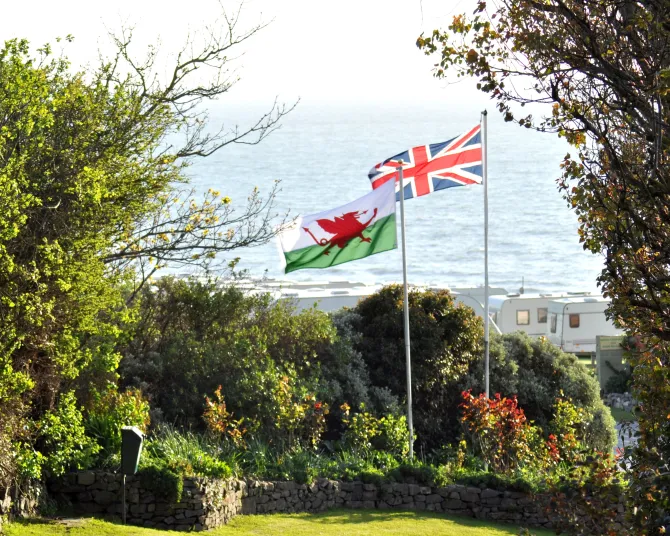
185, 102, 604, 294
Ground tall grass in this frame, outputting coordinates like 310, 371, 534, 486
145, 426, 219, 461
143, 425, 232, 478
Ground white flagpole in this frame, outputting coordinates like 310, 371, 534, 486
482, 111, 490, 399
396, 165, 414, 460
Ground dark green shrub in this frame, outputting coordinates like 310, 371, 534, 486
139, 465, 183, 504
291, 468, 316, 485
451, 470, 543, 494
584, 406, 617, 453
603, 364, 632, 394
327, 451, 378, 482
351, 285, 483, 452
389, 462, 446, 487
119, 277, 335, 445
318, 310, 375, 412
358, 468, 386, 487
459, 332, 617, 453
317, 310, 403, 429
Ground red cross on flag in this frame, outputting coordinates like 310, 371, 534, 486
368, 125, 483, 200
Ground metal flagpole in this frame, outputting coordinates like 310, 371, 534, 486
396, 165, 414, 460
482, 111, 490, 399
122, 474, 127, 524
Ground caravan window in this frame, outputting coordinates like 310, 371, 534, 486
569, 314, 580, 328
516, 310, 530, 325
537, 308, 548, 323
550, 313, 557, 333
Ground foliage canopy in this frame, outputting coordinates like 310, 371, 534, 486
0, 8, 291, 487
119, 276, 336, 444
418, 1, 670, 530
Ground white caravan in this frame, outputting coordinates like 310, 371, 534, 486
546, 296, 623, 355
488, 292, 589, 337
449, 286, 508, 307
278, 283, 498, 317
254, 280, 505, 321
278, 285, 382, 313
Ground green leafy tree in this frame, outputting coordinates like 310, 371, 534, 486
418, 2, 669, 530
34, 391, 100, 478
0, 7, 292, 487
351, 285, 484, 451
119, 277, 336, 444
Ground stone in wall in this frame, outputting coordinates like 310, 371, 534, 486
604, 392, 638, 413
0, 479, 50, 533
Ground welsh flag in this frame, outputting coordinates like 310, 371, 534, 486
279, 179, 397, 273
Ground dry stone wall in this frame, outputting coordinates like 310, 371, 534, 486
243, 478, 553, 527
604, 392, 637, 412
0, 480, 47, 533
50, 471, 243, 531
51, 471, 561, 532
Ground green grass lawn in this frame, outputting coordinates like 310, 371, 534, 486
577, 356, 595, 368
6, 510, 555, 536
610, 407, 636, 423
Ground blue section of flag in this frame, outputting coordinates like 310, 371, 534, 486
433, 177, 470, 191
384, 150, 411, 166
463, 131, 481, 147
461, 164, 483, 177
395, 182, 415, 202
428, 137, 457, 158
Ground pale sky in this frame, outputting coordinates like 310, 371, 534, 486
0, 0, 485, 107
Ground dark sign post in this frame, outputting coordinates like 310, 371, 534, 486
120, 426, 144, 524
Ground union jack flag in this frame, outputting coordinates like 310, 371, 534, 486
368, 125, 483, 200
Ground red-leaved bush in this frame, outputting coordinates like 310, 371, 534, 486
459, 390, 536, 474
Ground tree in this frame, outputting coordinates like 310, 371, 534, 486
418, 2, 670, 530
351, 285, 484, 451
119, 277, 335, 443
0, 5, 292, 487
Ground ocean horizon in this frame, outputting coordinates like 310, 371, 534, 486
181, 101, 604, 295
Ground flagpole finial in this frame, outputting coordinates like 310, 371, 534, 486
481, 109, 488, 117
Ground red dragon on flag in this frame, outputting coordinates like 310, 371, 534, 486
303, 208, 378, 255
278, 179, 397, 273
